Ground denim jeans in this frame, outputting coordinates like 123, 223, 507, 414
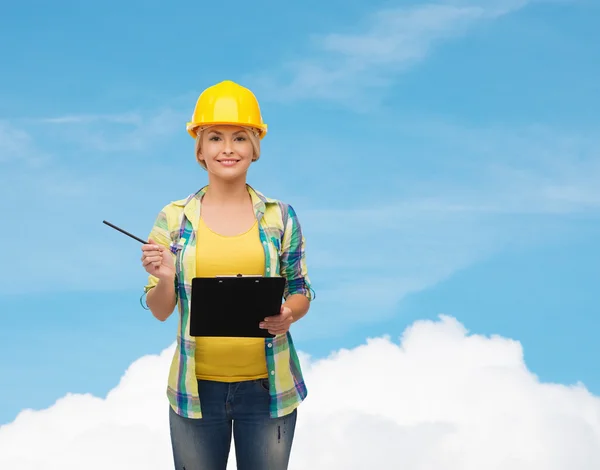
169, 378, 297, 470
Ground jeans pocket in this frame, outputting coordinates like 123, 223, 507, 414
259, 378, 270, 392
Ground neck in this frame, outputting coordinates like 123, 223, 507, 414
203, 176, 250, 205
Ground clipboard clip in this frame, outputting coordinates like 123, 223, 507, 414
215, 274, 262, 278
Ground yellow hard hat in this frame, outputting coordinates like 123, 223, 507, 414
186, 80, 268, 139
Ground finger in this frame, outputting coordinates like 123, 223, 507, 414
264, 321, 288, 331
142, 256, 162, 267
264, 314, 283, 322
264, 315, 292, 325
266, 315, 292, 324
142, 242, 163, 252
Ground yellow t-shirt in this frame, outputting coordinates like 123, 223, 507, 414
194, 217, 269, 381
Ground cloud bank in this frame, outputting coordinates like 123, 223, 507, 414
251, 0, 540, 103
1, 315, 599, 469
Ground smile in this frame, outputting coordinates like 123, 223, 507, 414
217, 159, 240, 166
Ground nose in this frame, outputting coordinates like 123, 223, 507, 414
221, 137, 234, 154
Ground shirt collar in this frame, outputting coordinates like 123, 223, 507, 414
173, 184, 275, 230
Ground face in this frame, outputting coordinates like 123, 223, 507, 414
198, 125, 255, 180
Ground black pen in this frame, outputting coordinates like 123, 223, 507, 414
102, 220, 148, 244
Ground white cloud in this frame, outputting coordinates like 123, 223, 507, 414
38, 112, 142, 125
0, 121, 49, 167
251, 0, 538, 103
2, 315, 599, 469
15, 88, 198, 153
296, 203, 504, 336
395, 120, 600, 213
288, 120, 600, 337
0, 121, 32, 161
0, 109, 193, 296
32, 107, 186, 152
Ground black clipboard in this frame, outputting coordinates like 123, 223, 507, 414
189, 275, 286, 338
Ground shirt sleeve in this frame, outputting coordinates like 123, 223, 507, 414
280, 204, 315, 301
142, 205, 175, 296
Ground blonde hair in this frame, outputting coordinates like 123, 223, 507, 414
194, 126, 261, 170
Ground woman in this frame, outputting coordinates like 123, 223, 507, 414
139, 80, 314, 470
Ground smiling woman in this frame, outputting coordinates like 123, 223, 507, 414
138, 80, 315, 470
195, 126, 261, 171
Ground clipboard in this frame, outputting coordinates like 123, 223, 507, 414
189, 275, 286, 338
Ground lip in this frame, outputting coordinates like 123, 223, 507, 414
217, 159, 240, 166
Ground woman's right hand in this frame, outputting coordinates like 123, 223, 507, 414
141, 239, 176, 281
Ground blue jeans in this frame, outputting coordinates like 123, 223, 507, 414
169, 378, 297, 470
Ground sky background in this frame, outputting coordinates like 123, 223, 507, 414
1, 0, 599, 466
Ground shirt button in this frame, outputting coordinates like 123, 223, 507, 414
268, 343, 272, 348
270, 370, 275, 375
266, 267, 270, 272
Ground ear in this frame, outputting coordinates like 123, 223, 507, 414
196, 154, 207, 169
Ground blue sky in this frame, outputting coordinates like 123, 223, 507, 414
1, 0, 599, 425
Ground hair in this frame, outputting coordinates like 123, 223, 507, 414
194, 126, 261, 170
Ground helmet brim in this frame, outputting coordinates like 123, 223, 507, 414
186, 122, 267, 139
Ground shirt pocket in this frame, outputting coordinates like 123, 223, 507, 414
169, 241, 185, 275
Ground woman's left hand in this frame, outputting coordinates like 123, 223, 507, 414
260, 306, 294, 335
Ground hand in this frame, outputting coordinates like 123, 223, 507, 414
260, 306, 294, 336
141, 238, 175, 281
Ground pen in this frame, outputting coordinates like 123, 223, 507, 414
102, 220, 148, 244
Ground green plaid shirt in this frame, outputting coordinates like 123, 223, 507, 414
142, 185, 314, 419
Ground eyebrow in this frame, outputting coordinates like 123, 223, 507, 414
207, 130, 245, 135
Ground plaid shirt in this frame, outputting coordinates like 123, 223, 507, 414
142, 185, 314, 419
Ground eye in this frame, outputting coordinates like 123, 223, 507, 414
209, 135, 221, 141
235, 136, 246, 141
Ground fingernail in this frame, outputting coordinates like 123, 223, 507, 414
259, 323, 265, 328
